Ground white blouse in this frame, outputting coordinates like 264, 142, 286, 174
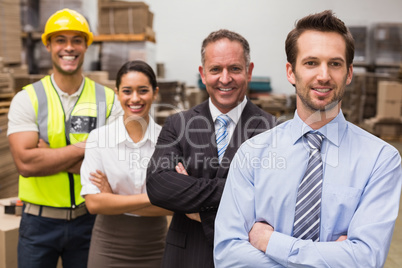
80, 116, 161, 198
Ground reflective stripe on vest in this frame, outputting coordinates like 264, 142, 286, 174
19, 76, 115, 208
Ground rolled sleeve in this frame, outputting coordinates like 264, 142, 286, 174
7, 90, 38, 135
80, 183, 100, 197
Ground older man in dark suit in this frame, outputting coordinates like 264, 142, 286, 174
146, 29, 277, 268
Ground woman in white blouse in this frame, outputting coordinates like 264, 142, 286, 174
80, 60, 171, 268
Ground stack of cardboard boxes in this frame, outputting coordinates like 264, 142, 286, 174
0, 198, 20, 268
97, 0, 157, 80
100, 41, 156, 80
376, 81, 402, 119
0, 0, 24, 115
363, 80, 402, 139
98, 0, 154, 36
83, 70, 115, 90
0, 0, 23, 214
0, 0, 22, 66
186, 86, 209, 110
0, 102, 19, 268
342, 73, 365, 124
0, 71, 13, 95
252, 94, 290, 119
0, 71, 14, 115
157, 80, 186, 111
343, 72, 399, 124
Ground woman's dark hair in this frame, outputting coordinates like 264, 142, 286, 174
115, 60, 158, 91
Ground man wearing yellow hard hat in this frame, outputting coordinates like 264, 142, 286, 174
8, 8, 123, 268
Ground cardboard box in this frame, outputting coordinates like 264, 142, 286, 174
0, 198, 65, 268
376, 123, 402, 137
83, 71, 116, 90
0, 198, 21, 268
98, 1, 153, 35
156, 80, 186, 111
0, 0, 22, 65
12, 74, 45, 93
376, 81, 402, 119
100, 41, 156, 80
0, 73, 13, 94
362, 117, 402, 138
84, 71, 110, 84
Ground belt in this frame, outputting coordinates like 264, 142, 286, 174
24, 202, 89, 221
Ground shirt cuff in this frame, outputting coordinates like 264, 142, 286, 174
266, 231, 295, 266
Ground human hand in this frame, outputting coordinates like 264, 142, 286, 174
89, 170, 113, 193
37, 139, 49, 148
249, 221, 274, 252
67, 160, 83, 174
335, 235, 347, 242
186, 213, 201, 222
73, 140, 87, 149
175, 162, 188, 175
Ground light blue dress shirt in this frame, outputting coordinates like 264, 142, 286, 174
214, 111, 402, 268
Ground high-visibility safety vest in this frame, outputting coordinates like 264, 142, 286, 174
19, 75, 115, 208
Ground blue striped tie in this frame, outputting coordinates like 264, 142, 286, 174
293, 132, 324, 242
216, 115, 230, 162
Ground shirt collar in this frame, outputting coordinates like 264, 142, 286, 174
208, 96, 247, 124
290, 109, 347, 147
115, 115, 159, 146
51, 74, 85, 97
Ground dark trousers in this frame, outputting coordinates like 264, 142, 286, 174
18, 210, 96, 268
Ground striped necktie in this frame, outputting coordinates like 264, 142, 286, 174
293, 132, 324, 241
215, 114, 230, 162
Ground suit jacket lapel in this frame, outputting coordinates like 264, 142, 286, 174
192, 100, 218, 160
226, 100, 263, 160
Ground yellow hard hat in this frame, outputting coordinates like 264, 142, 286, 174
41, 8, 93, 46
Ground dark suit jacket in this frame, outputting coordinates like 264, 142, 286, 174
147, 99, 276, 268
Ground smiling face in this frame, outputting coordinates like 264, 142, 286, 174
286, 30, 353, 118
117, 71, 158, 124
46, 30, 87, 76
199, 38, 253, 114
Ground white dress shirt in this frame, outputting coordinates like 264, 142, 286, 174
214, 111, 402, 267
80, 116, 161, 208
